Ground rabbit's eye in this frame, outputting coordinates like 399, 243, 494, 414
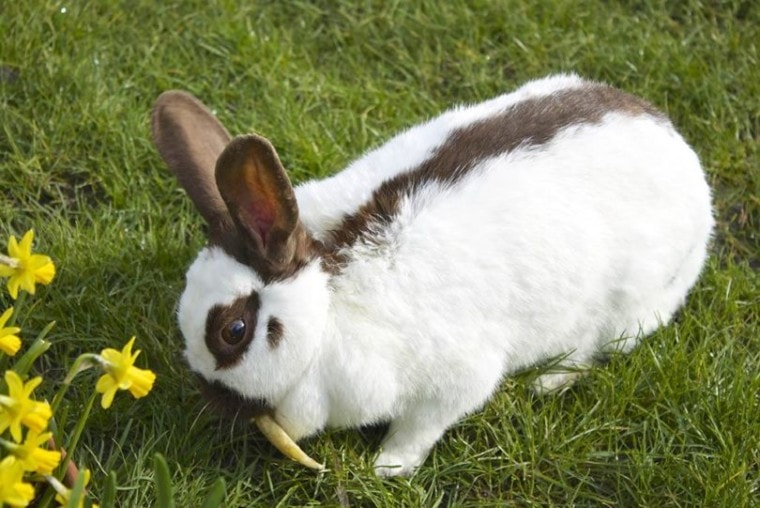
222, 319, 246, 345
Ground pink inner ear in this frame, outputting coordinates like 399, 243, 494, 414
244, 201, 275, 247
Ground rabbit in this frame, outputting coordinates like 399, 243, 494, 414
151, 74, 713, 477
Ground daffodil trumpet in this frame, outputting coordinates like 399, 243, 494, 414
253, 415, 324, 471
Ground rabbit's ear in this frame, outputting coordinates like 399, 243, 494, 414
151, 91, 233, 234
215, 134, 300, 267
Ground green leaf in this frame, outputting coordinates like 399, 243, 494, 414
65, 470, 87, 508
10, 321, 54, 377
100, 470, 118, 508
154, 452, 176, 508
200, 478, 227, 508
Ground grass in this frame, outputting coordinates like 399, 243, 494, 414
1, 0, 758, 505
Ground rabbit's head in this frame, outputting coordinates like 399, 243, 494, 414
151, 92, 330, 414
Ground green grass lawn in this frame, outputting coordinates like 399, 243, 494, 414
2, 0, 758, 506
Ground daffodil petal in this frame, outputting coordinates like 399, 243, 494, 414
10, 421, 24, 443
0, 413, 10, 435
100, 348, 122, 364
7, 235, 21, 258
19, 230, 34, 254
18, 271, 36, 295
0, 334, 21, 355
6, 482, 35, 507
7, 277, 21, 299
0, 326, 21, 337
0, 307, 13, 327
101, 387, 117, 409
23, 376, 44, 395
5, 370, 24, 392
95, 373, 117, 394
122, 337, 137, 358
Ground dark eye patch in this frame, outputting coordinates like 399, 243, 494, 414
205, 293, 260, 369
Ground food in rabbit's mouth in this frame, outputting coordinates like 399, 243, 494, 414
253, 414, 324, 470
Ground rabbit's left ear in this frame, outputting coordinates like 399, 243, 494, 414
215, 134, 300, 268
151, 91, 235, 241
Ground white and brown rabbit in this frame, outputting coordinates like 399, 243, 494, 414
151, 74, 713, 477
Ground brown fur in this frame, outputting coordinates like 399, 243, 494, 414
151, 91, 234, 233
205, 294, 260, 369
215, 135, 325, 283
196, 376, 272, 420
323, 83, 664, 269
266, 317, 285, 349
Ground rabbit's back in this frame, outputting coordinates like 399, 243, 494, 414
314, 75, 712, 380
296, 74, 593, 238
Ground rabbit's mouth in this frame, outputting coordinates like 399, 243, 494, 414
196, 375, 272, 420
196, 375, 324, 469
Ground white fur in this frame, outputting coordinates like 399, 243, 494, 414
177, 74, 713, 477
179, 249, 330, 404
295, 73, 587, 240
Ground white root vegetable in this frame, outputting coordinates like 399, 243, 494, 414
253, 414, 324, 471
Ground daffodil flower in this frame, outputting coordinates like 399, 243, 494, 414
0, 370, 53, 442
48, 468, 99, 508
1, 428, 62, 475
95, 337, 156, 409
0, 307, 22, 356
0, 229, 56, 299
0, 455, 35, 507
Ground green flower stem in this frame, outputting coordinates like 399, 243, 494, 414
65, 390, 98, 457
50, 353, 101, 416
6, 291, 25, 327
0, 435, 18, 450
40, 390, 98, 508
48, 352, 102, 448
9, 323, 54, 378
41, 472, 87, 508
55, 390, 98, 481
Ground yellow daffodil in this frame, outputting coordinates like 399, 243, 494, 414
95, 337, 156, 409
2, 428, 62, 475
52, 468, 98, 508
0, 370, 53, 442
0, 307, 22, 356
0, 229, 56, 300
0, 455, 35, 507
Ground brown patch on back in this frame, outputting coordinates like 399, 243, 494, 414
323, 83, 665, 269
205, 293, 260, 369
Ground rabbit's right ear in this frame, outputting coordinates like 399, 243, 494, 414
151, 91, 233, 235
